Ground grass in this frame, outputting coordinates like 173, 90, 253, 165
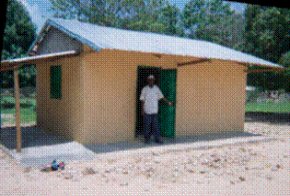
1, 96, 36, 125
246, 101, 290, 113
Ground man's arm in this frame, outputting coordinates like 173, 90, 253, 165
161, 97, 173, 106
157, 87, 173, 106
140, 88, 146, 115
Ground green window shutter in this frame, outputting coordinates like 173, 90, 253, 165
50, 65, 62, 99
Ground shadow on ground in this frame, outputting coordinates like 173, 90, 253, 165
0, 126, 261, 153
245, 112, 290, 125
84, 131, 261, 154
0, 126, 72, 149
0, 126, 264, 167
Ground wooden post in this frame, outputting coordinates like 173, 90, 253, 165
14, 67, 21, 152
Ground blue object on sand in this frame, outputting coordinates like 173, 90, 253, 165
51, 160, 59, 171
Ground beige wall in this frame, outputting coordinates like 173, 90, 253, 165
81, 49, 184, 144
175, 61, 247, 135
36, 55, 84, 141
81, 49, 247, 144
36, 48, 247, 144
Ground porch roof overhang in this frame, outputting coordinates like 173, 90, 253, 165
0, 50, 78, 152
0, 50, 79, 72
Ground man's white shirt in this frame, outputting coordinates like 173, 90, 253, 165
140, 85, 164, 114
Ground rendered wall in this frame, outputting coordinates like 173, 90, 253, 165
36, 49, 246, 144
175, 61, 247, 135
36, 55, 84, 141
81, 49, 181, 144
81, 49, 247, 144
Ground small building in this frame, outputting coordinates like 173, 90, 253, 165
1, 18, 283, 145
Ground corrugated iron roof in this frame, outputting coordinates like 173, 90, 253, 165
31, 18, 282, 68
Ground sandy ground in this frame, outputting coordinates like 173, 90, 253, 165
0, 122, 289, 196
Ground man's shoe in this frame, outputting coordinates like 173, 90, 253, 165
144, 138, 150, 144
155, 139, 163, 144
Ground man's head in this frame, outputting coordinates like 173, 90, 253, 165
147, 75, 155, 87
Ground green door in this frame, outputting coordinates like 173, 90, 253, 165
159, 69, 177, 138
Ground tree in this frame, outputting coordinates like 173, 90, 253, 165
116, 0, 165, 32
1, 0, 36, 88
50, 0, 82, 20
230, 13, 246, 50
120, 0, 182, 35
159, 3, 183, 36
278, 51, 290, 92
182, 0, 243, 48
49, 0, 182, 35
279, 51, 290, 68
2, 0, 36, 60
244, 5, 290, 62
244, 5, 290, 91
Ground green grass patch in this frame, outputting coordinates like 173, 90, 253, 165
1, 96, 36, 125
1, 96, 36, 108
246, 101, 290, 113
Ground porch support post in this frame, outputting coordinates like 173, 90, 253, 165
14, 66, 21, 152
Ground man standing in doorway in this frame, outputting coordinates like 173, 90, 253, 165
140, 75, 173, 144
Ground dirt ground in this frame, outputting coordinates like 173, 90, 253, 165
0, 121, 289, 196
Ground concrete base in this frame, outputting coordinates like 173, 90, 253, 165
0, 126, 273, 167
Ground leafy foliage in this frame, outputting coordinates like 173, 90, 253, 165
244, 5, 290, 91
244, 5, 290, 62
183, 0, 245, 48
50, 0, 182, 35
2, 0, 36, 59
1, 0, 36, 88
279, 51, 290, 68
278, 51, 290, 92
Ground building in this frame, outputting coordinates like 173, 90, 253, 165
1, 18, 283, 146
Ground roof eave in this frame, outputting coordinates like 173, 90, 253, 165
1, 50, 79, 72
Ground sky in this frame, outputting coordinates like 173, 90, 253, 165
20, 0, 247, 31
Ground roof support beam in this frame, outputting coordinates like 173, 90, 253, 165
177, 59, 210, 67
0, 64, 20, 72
14, 67, 21, 152
1, 50, 79, 72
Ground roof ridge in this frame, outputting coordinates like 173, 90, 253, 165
50, 18, 215, 45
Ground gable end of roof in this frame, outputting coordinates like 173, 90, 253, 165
28, 19, 102, 55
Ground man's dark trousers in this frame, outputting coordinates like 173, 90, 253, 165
143, 114, 161, 141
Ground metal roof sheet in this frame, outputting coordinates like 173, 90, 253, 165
32, 18, 282, 68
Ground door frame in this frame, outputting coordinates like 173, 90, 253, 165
135, 66, 161, 137
135, 66, 177, 138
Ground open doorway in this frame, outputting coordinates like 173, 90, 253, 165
135, 66, 161, 136
135, 66, 177, 138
